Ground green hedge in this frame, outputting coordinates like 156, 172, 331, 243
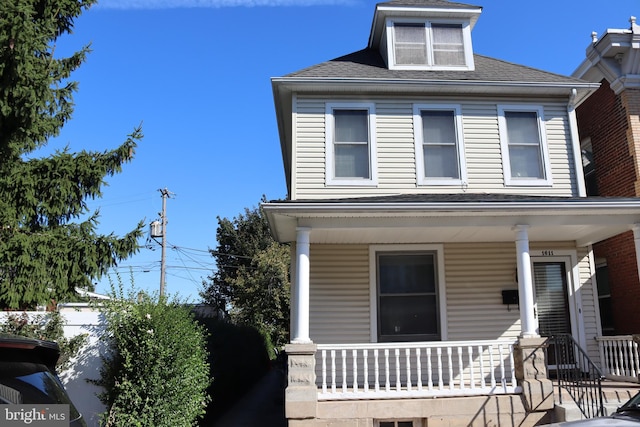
93, 289, 210, 427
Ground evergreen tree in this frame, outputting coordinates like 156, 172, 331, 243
0, 0, 144, 309
201, 198, 290, 350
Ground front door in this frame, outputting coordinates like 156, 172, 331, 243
532, 258, 573, 368
534, 261, 571, 337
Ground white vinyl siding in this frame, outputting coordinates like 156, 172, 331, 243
309, 245, 371, 344
377, 103, 417, 189
577, 247, 600, 362
444, 243, 521, 341
292, 98, 578, 199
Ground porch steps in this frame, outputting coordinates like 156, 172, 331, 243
554, 380, 639, 422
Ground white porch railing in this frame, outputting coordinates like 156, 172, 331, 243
596, 335, 640, 383
316, 340, 520, 400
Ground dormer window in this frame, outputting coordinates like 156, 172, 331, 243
387, 19, 474, 70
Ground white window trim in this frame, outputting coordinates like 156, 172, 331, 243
369, 244, 448, 343
498, 104, 553, 187
413, 103, 467, 186
386, 18, 474, 71
325, 102, 378, 187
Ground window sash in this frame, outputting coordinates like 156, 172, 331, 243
392, 21, 469, 68
394, 23, 427, 65
421, 110, 460, 179
377, 252, 440, 341
498, 104, 553, 187
432, 24, 465, 66
333, 109, 370, 179
503, 110, 547, 181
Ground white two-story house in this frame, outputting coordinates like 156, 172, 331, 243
263, 1, 640, 426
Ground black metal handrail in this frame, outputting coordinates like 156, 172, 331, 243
550, 334, 605, 419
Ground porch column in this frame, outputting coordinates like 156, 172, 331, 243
514, 225, 538, 338
292, 227, 312, 343
632, 224, 640, 283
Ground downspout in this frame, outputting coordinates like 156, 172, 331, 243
568, 88, 587, 197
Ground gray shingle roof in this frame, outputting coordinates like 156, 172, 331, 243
285, 49, 586, 84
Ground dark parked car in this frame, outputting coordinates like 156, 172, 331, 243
0, 334, 87, 426
549, 392, 640, 426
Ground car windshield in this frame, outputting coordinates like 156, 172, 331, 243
612, 392, 640, 422
0, 361, 81, 420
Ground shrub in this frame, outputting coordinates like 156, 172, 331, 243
93, 284, 210, 427
0, 310, 87, 371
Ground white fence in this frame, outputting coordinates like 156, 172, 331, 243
0, 306, 106, 427
316, 339, 520, 400
596, 335, 640, 383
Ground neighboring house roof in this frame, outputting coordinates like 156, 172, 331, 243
263, 193, 640, 247
573, 16, 640, 94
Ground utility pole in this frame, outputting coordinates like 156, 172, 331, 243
158, 188, 172, 297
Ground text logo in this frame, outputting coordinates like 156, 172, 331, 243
2, 405, 69, 426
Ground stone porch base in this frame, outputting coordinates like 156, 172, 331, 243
289, 394, 551, 427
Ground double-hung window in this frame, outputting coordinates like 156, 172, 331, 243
390, 20, 473, 70
498, 105, 552, 186
326, 102, 377, 186
372, 245, 446, 343
414, 104, 466, 185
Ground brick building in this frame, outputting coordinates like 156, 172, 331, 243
574, 17, 640, 334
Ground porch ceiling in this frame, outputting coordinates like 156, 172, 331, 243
262, 197, 640, 246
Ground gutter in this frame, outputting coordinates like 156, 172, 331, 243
262, 199, 640, 215
271, 76, 598, 91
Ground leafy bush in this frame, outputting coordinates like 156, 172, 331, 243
93, 284, 210, 427
0, 310, 87, 371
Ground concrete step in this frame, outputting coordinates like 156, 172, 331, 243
553, 381, 639, 422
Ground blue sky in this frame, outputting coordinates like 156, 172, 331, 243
49, 0, 639, 300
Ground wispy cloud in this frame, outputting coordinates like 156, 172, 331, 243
95, 0, 354, 10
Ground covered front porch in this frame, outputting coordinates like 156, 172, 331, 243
263, 195, 640, 426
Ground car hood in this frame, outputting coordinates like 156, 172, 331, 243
548, 417, 640, 426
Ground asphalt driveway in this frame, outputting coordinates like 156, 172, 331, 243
211, 367, 286, 427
